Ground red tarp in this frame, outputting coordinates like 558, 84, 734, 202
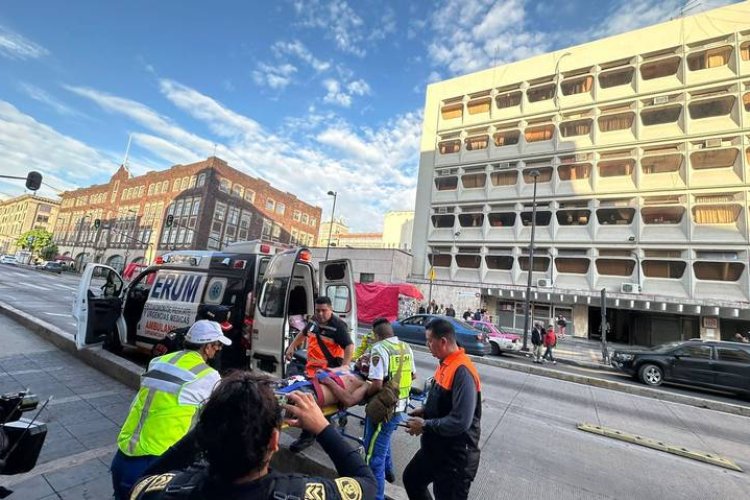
355, 282, 424, 324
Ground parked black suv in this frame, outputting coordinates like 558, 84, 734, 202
611, 339, 750, 397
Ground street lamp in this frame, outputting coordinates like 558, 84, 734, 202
325, 191, 337, 261
521, 169, 541, 351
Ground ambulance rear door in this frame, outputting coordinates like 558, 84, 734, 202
319, 259, 358, 344
73, 263, 126, 350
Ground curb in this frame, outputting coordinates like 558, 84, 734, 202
408, 343, 750, 418
0, 301, 408, 499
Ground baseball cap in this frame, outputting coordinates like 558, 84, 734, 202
186, 320, 232, 346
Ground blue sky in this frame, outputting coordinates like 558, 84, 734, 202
0, 0, 739, 231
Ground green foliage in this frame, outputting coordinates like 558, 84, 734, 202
16, 229, 54, 254
40, 244, 59, 260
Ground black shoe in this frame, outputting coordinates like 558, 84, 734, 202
385, 470, 395, 483
289, 434, 316, 453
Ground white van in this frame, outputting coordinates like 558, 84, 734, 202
72, 242, 357, 377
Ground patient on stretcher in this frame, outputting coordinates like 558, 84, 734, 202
275, 369, 371, 409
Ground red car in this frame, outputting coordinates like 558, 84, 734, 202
467, 320, 522, 355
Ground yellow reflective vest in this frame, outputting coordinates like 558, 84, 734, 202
117, 350, 219, 457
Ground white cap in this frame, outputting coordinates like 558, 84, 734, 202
186, 320, 232, 346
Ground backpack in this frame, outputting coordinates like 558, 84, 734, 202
365, 343, 406, 424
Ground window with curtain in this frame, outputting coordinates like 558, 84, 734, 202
640, 57, 680, 80
642, 154, 683, 174
687, 46, 732, 71
599, 67, 634, 89
488, 212, 516, 227
434, 176, 458, 191
519, 256, 550, 271
458, 213, 485, 227
743, 93, 750, 112
742, 42, 750, 61
431, 214, 455, 228
523, 167, 553, 183
555, 258, 590, 274
557, 210, 591, 225
485, 255, 514, 270
641, 206, 685, 224
691, 148, 738, 170
596, 208, 635, 224
558, 163, 591, 181
441, 103, 463, 120
642, 260, 686, 279
467, 97, 491, 115
693, 262, 744, 281
688, 96, 735, 120
496, 92, 522, 108
490, 170, 518, 186
641, 105, 682, 126
599, 160, 634, 177
465, 135, 489, 150
493, 129, 520, 146
429, 254, 452, 267
561, 76, 593, 95
520, 211, 552, 226
691, 204, 741, 224
525, 125, 555, 142
560, 119, 592, 137
438, 139, 461, 154
461, 173, 486, 189
527, 84, 556, 102
596, 259, 635, 276
456, 254, 482, 268
598, 112, 635, 132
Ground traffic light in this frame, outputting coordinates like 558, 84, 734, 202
94, 219, 101, 230
25, 171, 42, 191
166, 215, 174, 228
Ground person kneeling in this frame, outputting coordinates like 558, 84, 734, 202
130, 371, 375, 500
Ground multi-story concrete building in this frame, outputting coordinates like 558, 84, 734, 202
412, 3, 750, 345
53, 156, 321, 270
0, 194, 60, 255
318, 217, 350, 248
383, 211, 415, 251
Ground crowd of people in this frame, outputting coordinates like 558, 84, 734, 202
112, 295, 483, 500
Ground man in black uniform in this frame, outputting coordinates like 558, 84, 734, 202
129, 371, 375, 500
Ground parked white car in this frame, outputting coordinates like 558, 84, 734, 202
0, 255, 18, 265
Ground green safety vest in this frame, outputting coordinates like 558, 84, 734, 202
381, 340, 413, 402
117, 350, 217, 457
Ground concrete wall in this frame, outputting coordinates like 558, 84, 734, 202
310, 247, 412, 283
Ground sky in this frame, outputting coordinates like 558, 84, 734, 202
0, 0, 741, 231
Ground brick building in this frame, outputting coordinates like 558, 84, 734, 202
0, 194, 60, 255
53, 157, 321, 270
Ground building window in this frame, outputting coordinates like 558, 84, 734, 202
467, 97, 491, 115
456, 254, 482, 269
596, 258, 635, 276
558, 163, 591, 181
265, 199, 275, 211
465, 135, 489, 151
180, 177, 189, 190
192, 199, 201, 216
244, 190, 255, 203
642, 260, 686, 279
690, 148, 738, 170
561, 75, 593, 96
520, 211, 552, 226
148, 184, 155, 196
743, 93, 750, 112
688, 96, 735, 120
428, 253, 452, 267
598, 159, 634, 177
461, 172, 486, 189
599, 112, 634, 132
219, 179, 231, 193
692, 204, 741, 224
642, 154, 683, 174
488, 212, 516, 227
232, 185, 243, 197
524, 124, 555, 143
172, 180, 181, 192
556, 210, 590, 225
527, 84, 555, 102
161, 180, 169, 192
431, 214, 454, 228
189, 176, 196, 188
496, 91, 522, 108
641, 207, 684, 224
458, 213, 484, 227
485, 255, 513, 270
293, 210, 301, 221
640, 56, 680, 80
360, 272, 376, 283
597, 208, 635, 225
742, 42, 750, 61
523, 167, 553, 183
519, 256, 550, 271
687, 46, 732, 71
301, 213, 309, 224
441, 103, 463, 120
599, 67, 634, 89
434, 176, 458, 191
197, 173, 206, 187
693, 262, 744, 281
641, 105, 682, 126
438, 139, 461, 154
493, 129, 520, 147
490, 170, 518, 186
276, 203, 286, 215
560, 119, 592, 137
555, 258, 590, 274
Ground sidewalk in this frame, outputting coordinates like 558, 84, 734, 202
505, 335, 636, 370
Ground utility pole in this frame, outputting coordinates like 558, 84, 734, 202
601, 288, 609, 363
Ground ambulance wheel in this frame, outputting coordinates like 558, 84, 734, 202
103, 330, 122, 353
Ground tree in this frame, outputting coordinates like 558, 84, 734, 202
16, 229, 54, 255
41, 244, 59, 261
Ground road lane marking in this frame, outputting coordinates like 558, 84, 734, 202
52, 283, 77, 290
17, 281, 51, 291
44, 312, 70, 317
577, 422, 743, 472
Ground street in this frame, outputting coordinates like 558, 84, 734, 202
2, 263, 750, 499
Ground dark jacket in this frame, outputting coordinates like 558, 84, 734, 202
531, 326, 543, 346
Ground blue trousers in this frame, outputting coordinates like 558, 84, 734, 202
364, 413, 403, 500
111, 449, 158, 500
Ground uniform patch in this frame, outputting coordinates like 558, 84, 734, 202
335, 477, 362, 500
304, 482, 326, 500
129, 473, 175, 499
371, 355, 381, 368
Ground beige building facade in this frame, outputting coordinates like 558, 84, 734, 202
0, 194, 60, 255
412, 3, 750, 344
383, 211, 415, 251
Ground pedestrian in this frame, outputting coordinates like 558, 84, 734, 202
418, 303, 426, 314
462, 309, 472, 321
110, 320, 230, 500
472, 309, 481, 321
445, 304, 456, 317
323, 318, 415, 500
403, 318, 481, 500
284, 296, 354, 452
130, 372, 377, 500
531, 322, 544, 363
543, 324, 557, 364
556, 314, 567, 338
734, 332, 750, 343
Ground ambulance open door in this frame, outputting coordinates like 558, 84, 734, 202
73, 263, 127, 350
319, 259, 358, 346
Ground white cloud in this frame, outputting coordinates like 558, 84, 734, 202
0, 25, 48, 60
18, 83, 84, 117
369, 6, 397, 41
292, 0, 367, 57
252, 62, 298, 90
0, 101, 113, 198
321, 78, 371, 108
273, 40, 331, 72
